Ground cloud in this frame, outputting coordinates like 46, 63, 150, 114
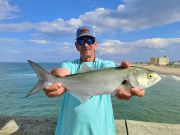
36, 18, 82, 35
0, 22, 34, 32
0, 37, 73, 49
1, 37, 179, 62
0, 0, 180, 36
80, 0, 180, 32
0, 37, 75, 62
115, 0, 180, 31
0, 0, 19, 21
0, 18, 82, 37
134, 38, 180, 49
28, 39, 50, 45
0, 38, 21, 45
131, 38, 167, 49
98, 37, 180, 55
1, 37, 179, 54
98, 39, 132, 55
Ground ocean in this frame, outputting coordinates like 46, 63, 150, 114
0, 62, 180, 124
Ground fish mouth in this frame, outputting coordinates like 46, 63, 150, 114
148, 75, 161, 87
155, 75, 162, 84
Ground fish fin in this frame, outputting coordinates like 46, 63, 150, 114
78, 95, 91, 103
26, 60, 52, 97
26, 80, 45, 97
112, 81, 131, 95
69, 92, 91, 103
121, 80, 131, 91
77, 63, 92, 73
1, 120, 19, 134
128, 70, 138, 88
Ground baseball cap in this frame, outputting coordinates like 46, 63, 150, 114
76, 26, 95, 39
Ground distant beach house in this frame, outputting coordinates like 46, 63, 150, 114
150, 56, 169, 66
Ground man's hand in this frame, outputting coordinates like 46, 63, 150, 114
43, 68, 70, 97
115, 61, 145, 100
130, 87, 145, 97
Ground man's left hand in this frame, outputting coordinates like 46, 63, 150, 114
115, 61, 145, 100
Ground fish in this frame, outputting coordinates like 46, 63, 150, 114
26, 60, 161, 103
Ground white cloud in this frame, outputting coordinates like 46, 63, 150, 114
134, 38, 180, 49
98, 39, 132, 55
0, 0, 180, 35
132, 38, 167, 49
0, 37, 73, 48
0, 38, 21, 45
80, 0, 180, 32
0, 22, 35, 32
1, 37, 179, 52
28, 39, 50, 45
114, 0, 180, 31
1, 37, 179, 62
0, 0, 19, 21
0, 18, 81, 34
36, 18, 82, 35
98, 37, 180, 55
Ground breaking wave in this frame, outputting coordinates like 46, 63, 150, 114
161, 75, 180, 82
171, 75, 180, 82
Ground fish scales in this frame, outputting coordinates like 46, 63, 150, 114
53, 68, 128, 96
26, 60, 161, 103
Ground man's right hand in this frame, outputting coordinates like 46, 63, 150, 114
43, 68, 71, 97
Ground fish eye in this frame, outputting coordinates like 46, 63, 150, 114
147, 73, 154, 78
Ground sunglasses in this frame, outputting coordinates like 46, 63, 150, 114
76, 38, 95, 46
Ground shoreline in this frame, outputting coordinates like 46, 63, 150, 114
132, 64, 180, 77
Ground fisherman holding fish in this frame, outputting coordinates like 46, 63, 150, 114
42, 26, 145, 135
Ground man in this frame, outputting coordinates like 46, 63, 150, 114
44, 26, 145, 135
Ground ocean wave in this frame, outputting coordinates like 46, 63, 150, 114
160, 75, 167, 78
160, 75, 180, 82
171, 75, 180, 82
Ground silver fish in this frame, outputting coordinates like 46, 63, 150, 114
26, 60, 161, 103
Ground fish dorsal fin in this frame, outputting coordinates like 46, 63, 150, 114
78, 95, 91, 103
77, 63, 92, 73
69, 91, 91, 103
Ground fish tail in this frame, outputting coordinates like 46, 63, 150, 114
26, 60, 51, 97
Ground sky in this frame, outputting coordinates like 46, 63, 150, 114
0, 0, 180, 63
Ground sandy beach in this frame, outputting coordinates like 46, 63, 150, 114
132, 64, 180, 77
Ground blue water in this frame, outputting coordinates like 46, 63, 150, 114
0, 62, 180, 124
